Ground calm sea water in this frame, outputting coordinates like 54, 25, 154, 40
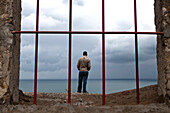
19, 79, 157, 94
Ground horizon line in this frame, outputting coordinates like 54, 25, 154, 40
20, 78, 157, 80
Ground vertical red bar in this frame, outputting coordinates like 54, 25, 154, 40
134, 0, 139, 104
68, 0, 72, 104
102, 0, 105, 105
34, 0, 40, 104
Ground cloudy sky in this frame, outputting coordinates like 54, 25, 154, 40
20, 0, 157, 80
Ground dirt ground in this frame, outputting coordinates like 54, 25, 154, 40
1, 85, 170, 113
20, 85, 162, 106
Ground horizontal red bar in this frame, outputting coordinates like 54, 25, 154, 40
12, 31, 163, 35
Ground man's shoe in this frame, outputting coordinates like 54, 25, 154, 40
83, 91, 88, 93
77, 91, 81, 93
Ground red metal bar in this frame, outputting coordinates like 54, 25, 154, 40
12, 31, 163, 35
134, 0, 139, 104
34, 0, 40, 105
68, 0, 72, 104
102, 0, 105, 105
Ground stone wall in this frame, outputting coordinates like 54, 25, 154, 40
0, 0, 21, 104
0, 0, 169, 106
155, 0, 170, 106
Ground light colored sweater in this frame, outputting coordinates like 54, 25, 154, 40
77, 56, 91, 72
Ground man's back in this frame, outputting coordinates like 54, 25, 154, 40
77, 56, 91, 72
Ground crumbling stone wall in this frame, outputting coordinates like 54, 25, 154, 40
0, 0, 21, 104
0, 0, 169, 106
155, 0, 170, 106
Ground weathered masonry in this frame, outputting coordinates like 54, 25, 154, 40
0, 0, 170, 106
155, 0, 170, 105
0, 0, 21, 104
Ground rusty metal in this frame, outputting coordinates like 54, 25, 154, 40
102, 0, 105, 105
68, 0, 72, 104
34, 0, 40, 105
134, 0, 139, 104
12, 31, 163, 35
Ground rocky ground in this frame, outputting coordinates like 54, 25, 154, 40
0, 85, 170, 113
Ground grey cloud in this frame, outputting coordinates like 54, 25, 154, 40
22, 9, 35, 17
106, 45, 156, 64
38, 62, 66, 72
138, 36, 157, 62
62, 0, 68, 4
73, 17, 100, 31
106, 63, 135, 79
90, 35, 157, 64
113, 21, 133, 31
42, 10, 68, 22
140, 46, 156, 55
20, 35, 68, 72
20, 45, 34, 72
20, 48, 68, 72
38, 35, 68, 46
143, 24, 153, 30
63, 0, 85, 6
22, 2, 36, 16
139, 45, 156, 57
74, 0, 85, 6
21, 35, 35, 46
139, 62, 158, 79
38, 47, 67, 72
20, 59, 34, 72
139, 39, 157, 55
106, 52, 134, 64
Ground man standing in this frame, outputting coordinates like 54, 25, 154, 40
77, 51, 91, 93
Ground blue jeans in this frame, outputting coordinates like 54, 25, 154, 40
77, 71, 88, 92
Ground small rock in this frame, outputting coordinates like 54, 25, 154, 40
79, 99, 83, 102
64, 100, 67, 103
127, 96, 132, 99
112, 100, 116, 103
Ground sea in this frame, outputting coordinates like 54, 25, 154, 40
19, 79, 157, 94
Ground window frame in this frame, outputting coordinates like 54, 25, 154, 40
12, 0, 163, 105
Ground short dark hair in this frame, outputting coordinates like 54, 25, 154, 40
83, 51, 87, 56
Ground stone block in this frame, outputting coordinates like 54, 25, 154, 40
163, 88, 167, 96
0, 61, 2, 69
0, 81, 8, 99
167, 91, 170, 96
167, 80, 170, 89
166, 70, 170, 74
164, 25, 170, 37
168, 55, 170, 61
166, 74, 170, 80
165, 47, 170, 52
